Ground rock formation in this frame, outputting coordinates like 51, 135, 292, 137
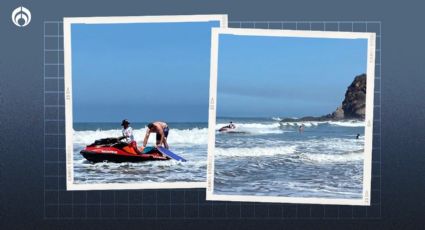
338, 73, 366, 119
280, 73, 367, 122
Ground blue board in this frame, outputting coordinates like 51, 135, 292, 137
157, 147, 187, 162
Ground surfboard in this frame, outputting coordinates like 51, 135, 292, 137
157, 147, 187, 162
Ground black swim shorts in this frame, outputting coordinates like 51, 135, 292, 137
156, 126, 169, 141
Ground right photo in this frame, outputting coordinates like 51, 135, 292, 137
207, 28, 375, 205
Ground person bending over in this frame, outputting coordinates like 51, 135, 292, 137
143, 121, 169, 149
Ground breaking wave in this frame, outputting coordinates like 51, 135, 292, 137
279, 120, 364, 127
73, 127, 208, 148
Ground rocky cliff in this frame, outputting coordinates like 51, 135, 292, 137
330, 73, 366, 119
280, 73, 367, 122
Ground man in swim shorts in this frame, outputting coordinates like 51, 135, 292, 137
143, 121, 169, 149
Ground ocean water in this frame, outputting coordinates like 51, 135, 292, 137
214, 117, 365, 199
73, 118, 365, 199
73, 122, 208, 184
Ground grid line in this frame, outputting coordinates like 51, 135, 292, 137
44, 20, 381, 220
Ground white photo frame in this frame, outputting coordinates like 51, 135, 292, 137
64, 15, 227, 190
206, 28, 375, 205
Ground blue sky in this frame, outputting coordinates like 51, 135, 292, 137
217, 34, 368, 118
72, 21, 220, 122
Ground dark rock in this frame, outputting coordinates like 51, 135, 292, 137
332, 106, 345, 120
339, 74, 366, 119
279, 74, 367, 122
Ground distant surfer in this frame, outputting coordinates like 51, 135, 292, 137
117, 119, 142, 154
219, 121, 236, 132
143, 121, 169, 149
356, 133, 360, 139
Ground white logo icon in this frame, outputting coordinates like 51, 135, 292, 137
12, 6, 31, 27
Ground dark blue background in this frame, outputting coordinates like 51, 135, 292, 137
1, 0, 424, 229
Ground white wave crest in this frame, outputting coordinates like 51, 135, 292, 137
272, 117, 282, 121
279, 121, 321, 127
215, 146, 296, 157
73, 127, 208, 147
216, 122, 284, 134
328, 120, 365, 127
298, 138, 364, 153
167, 128, 208, 145
303, 151, 364, 163
279, 120, 364, 127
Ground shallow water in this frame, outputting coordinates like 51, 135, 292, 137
214, 118, 365, 199
73, 122, 208, 184
73, 119, 365, 199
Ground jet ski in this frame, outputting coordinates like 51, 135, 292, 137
80, 138, 170, 163
218, 124, 236, 132
219, 127, 235, 132
218, 126, 249, 134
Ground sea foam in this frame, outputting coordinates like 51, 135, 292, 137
73, 127, 208, 148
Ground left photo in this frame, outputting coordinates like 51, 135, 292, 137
64, 15, 227, 190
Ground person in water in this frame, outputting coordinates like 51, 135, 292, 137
143, 121, 169, 149
356, 133, 360, 139
298, 124, 305, 133
117, 119, 142, 154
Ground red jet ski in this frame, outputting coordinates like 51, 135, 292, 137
218, 126, 235, 132
80, 138, 170, 163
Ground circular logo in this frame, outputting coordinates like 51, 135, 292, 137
11, 6, 31, 27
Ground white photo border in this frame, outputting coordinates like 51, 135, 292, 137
206, 28, 375, 206
64, 14, 228, 191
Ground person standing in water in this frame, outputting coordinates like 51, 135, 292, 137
298, 124, 305, 133
143, 121, 169, 149
117, 119, 142, 154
